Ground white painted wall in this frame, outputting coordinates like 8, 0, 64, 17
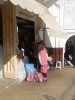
48, 0, 75, 38
43, 0, 67, 49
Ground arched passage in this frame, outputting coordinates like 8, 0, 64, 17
65, 35, 75, 65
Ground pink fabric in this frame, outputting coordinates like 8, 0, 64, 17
41, 65, 48, 73
39, 48, 48, 65
26, 72, 36, 82
35, 72, 44, 82
26, 72, 44, 82
39, 48, 48, 73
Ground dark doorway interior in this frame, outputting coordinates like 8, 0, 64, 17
16, 17, 37, 67
65, 35, 75, 65
17, 17, 35, 43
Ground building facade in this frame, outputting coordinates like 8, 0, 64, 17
45, 0, 75, 66
0, 0, 67, 79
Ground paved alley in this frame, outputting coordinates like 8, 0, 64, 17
0, 67, 75, 100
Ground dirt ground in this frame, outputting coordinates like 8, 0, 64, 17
0, 67, 75, 100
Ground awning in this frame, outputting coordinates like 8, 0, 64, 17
37, 0, 58, 8
9, 0, 68, 38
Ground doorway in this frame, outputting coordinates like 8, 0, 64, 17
17, 17, 35, 43
65, 35, 75, 66
16, 17, 37, 66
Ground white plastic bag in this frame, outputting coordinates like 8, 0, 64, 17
17, 60, 26, 82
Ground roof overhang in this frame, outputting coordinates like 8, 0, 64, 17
2, 0, 68, 38
0, 0, 58, 7
37, 0, 58, 8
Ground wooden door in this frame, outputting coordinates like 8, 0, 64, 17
2, 1, 17, 79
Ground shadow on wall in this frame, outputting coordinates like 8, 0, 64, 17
45, 29, 52, 48
45, 30, 63, 64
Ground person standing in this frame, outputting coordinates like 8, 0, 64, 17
64, 47, 74, 67
38, 41, 48, 81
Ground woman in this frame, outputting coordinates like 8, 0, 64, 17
38, 41, 48, 81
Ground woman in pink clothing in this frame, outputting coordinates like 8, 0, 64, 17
38, 41, 48, 81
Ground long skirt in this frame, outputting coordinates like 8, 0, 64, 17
41, 65, 47, 73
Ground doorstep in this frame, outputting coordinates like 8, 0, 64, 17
0, 78, 18, 91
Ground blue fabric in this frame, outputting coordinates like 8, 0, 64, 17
25, 64, 36, 73
23, 56, 29, 64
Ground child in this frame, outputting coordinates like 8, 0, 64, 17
17, 53, 26, 82
38, 41, 48, 81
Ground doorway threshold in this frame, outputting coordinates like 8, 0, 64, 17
0, 78, 18, 91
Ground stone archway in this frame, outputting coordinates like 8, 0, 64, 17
65, 35, 75, 65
